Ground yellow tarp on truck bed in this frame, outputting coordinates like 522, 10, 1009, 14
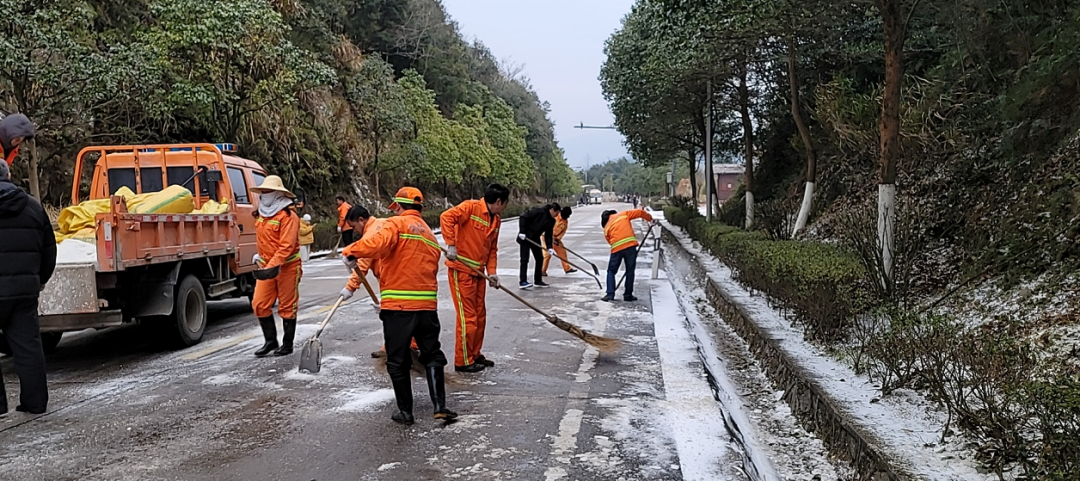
54, 186, 228, 243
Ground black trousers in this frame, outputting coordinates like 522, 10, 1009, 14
0, 297, 48, 412
518, 237, 543, 284
381, 310, 447, 383
341, 230, 354, 247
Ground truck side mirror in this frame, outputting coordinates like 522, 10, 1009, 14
202, 169, 223, 200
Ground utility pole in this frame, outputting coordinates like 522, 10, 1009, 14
705, 80, 714, 222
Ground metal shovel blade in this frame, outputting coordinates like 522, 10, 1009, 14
298, 338, 323, 373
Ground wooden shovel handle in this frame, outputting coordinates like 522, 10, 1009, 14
354, 267, 380, 308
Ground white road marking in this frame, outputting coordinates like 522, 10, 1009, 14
542, 314, 607, 480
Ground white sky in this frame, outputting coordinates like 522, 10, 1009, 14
441, 0, 635, 170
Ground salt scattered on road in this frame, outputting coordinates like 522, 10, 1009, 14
334, 388, 395, 412
377, 462, 403, 471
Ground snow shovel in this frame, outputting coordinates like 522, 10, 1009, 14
561, 244, 601, 277
298, 295, 345, 373
615, 221, 658, 291
523, 237, 603, 289
440, 245, 621, 352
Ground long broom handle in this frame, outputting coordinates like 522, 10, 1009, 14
523, 237, 603, 286
562, 244, 598, 270
615, 221, 658, 290
439, 246, 557, 321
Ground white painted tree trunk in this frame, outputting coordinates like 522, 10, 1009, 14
745, 191, 755, 230
792, 181, 814, 237
877, 183, 896, 283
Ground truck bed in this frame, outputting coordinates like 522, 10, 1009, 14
94, 196, 238, 272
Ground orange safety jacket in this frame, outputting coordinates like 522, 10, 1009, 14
440, 199, 500, 275
255, 209, 301, 268
552, 217, 567, 245
603, 209, 653, 253
344, 210, 440, 311
343, 217, 386, 292
337, 202, 352, 231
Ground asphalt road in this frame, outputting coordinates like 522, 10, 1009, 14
0, 203, 743, 481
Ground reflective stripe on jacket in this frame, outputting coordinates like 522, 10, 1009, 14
440, 199, 500, 275
256, 209, 301, 268
344, 211, 440, 311
603, 209, 653, 253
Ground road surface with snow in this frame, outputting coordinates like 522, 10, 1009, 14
0, 203, 838, 481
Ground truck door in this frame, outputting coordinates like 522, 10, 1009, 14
227, 167, 258, 268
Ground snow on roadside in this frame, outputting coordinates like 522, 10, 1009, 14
659, 252, 844, 481
651, 278, 783, 481
662, 221, 1000, 480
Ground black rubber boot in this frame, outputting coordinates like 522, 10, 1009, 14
274, 318, 296, 356
426, 366, 458, 421
254, 317, 279, 357
390, 377, 414, 425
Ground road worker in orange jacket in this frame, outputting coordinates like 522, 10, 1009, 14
341, 205, 384, 296
441, 183, 510, 373
601, 208, 655, 303
542, 206, 577, 276
343, 187, 456, 425
250, 175, 302, 357
336, 196, 353, 247
339, 206, 420, 358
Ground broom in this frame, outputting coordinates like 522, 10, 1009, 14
440, 246, 621, 352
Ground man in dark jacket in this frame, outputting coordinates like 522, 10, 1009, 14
0, 144, 55, 415
516, 203, 560, 289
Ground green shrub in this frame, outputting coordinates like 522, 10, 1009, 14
312, 221, 339, 251
667, 204, 866, 340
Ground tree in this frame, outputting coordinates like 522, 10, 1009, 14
875, 0, 907, 285
139, 0, 335, 144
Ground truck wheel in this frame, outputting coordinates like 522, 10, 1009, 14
167, 275, 207, 347
41, 333, 63, 353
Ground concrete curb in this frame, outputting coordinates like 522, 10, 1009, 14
661, 227, 905, 481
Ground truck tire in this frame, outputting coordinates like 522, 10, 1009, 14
41, 332, 63, 353
166, 275, 207, 347
0, 332, 62, 355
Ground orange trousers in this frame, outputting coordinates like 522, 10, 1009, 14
252, 261, 302, 319
449, 268, 487, 367
542, 240, 571, 273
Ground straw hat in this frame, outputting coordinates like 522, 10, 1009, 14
250, 175, 295, 198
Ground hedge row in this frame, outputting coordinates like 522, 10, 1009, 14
665, 206, 867, 340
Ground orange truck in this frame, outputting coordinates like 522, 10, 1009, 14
35, 143, 280, 351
